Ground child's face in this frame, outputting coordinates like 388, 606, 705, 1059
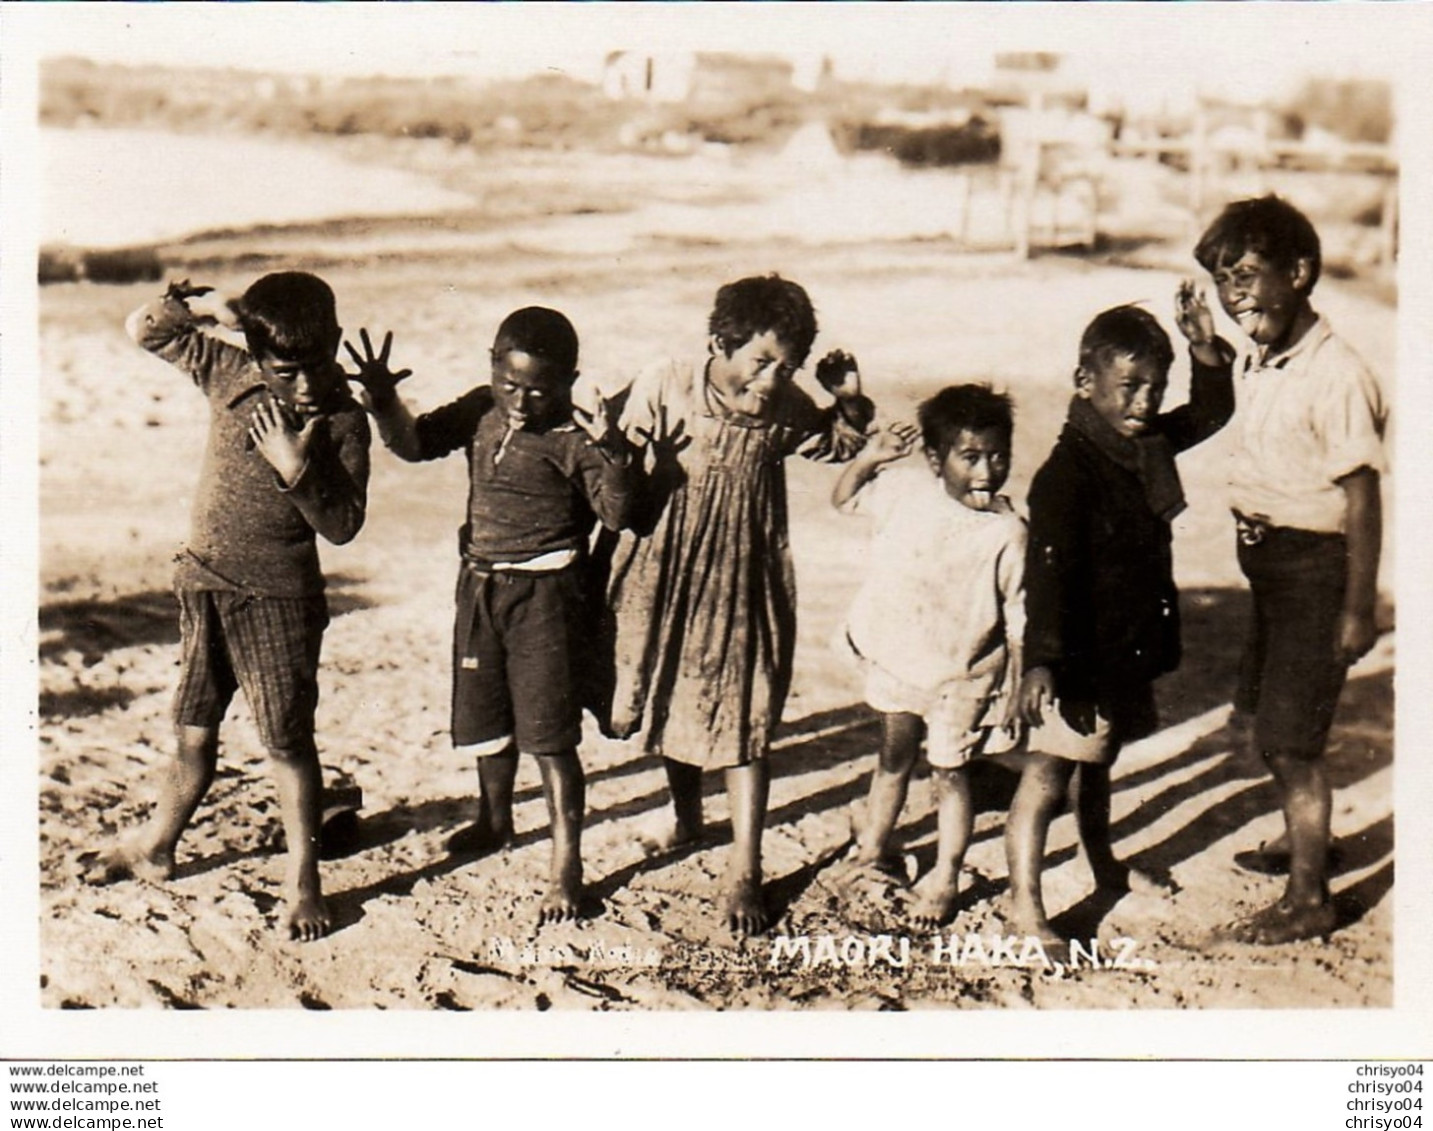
707, 329, 797, 418
1210, 249, 1312, 350
491, 349, 572, 432
926, 426, 1011, 511
257, 348, 343, 419
1077, 353, 1168, 439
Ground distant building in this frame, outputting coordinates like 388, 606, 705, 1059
603, 51, 794, 105
603, 51, 696, 103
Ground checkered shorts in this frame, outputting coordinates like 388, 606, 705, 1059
172, 588, 329, 750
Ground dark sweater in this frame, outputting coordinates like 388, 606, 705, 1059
128, 295, 370, 598
413, 387, 638, 564
1024, 351, 1234, 704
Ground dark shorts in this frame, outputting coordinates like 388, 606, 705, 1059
1236, 526, 1348, 760
451, 561, 591, 755
172, 588, 329, 751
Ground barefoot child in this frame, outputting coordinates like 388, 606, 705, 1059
349, 309, 638, 924
1192, 195, 1386, 944
833, 387, 1026, 929
601, 274, 874, 935
1012, 301, 1234, 950
87, 273, 371, 942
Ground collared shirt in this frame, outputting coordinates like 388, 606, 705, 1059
127, 295, 370, 598
1229, 316, 1387, 534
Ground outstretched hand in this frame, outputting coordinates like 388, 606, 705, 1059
573, 390, 617, 444
866, 421, 920, 465
166, 279, 240, 329
634, 402, 691, 465
1174, 279, 1217, 347
344, 328, 412, 409
573, 391, 633, 462
815, 349, 861, 399
248, 398, 314, 485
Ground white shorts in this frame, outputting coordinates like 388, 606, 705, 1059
862, 661, 1021, 769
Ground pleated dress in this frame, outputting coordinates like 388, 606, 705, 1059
601, 357, 869, 769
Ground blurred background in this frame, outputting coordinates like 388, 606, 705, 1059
32, 7, 1397, 285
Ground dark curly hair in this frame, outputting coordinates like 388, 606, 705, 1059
918, 384, 1014, 457
708, 274, 818, 367
1194, 194, 1322, 294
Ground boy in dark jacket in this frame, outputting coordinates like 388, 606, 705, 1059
1009, 300, 1233, 952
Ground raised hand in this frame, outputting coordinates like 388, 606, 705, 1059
1175, 279, 1217, 347
573, 390, 618, 445
574, 390, 637, 464
166, 279, 240, 328
164, 278, 213, 303
815, 348, 861, 399
866, 420, 920, 465
634, 402, 691, 465
344, 328, 412, 409
248, 397, 314, 485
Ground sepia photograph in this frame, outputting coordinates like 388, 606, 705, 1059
3, 2, 1430, 1061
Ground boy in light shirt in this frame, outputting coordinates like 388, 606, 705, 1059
1193, 195, 1386, 944
834, 385, 1025, 928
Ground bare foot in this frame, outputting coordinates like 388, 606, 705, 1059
1233, 841, 1343, 876
1091, 862, 1176, 896
910, 869, 961, 931
833, 846, 910, 890
446, 812, 512, 859
636, 816, 705, 861
538, 865, 584, 926
79, 843, 174, 886
723, 875, 768, 936
1217, 899, 1337, 945
1007, 902, 1069, 965
284, 890, 332, 942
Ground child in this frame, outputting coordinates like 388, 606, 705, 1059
833, 386, 1026, 929
1012, 301, 1234, 951
600, 274, 874, 936
85, 273, 371, 943
347, 308, 638, 924
1192, 195, 1386, 944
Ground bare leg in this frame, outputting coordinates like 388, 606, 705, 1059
82, 725, 218, 884
535, 750, 585, 924
639, 757, 704, 856
1224, 751, 1336, 944
269, 739, 330, 942
1072, 760, 1167, 894
1004, 752, 1074, 949
723, 759, 770, 935
448, 749, 517, 856
851, 712, 922, 878
912, 767, 973, 929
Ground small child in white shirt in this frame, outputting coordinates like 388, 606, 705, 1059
833, 385, 1025, 928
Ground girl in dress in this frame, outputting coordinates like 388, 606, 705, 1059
601, 275, 874, 935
